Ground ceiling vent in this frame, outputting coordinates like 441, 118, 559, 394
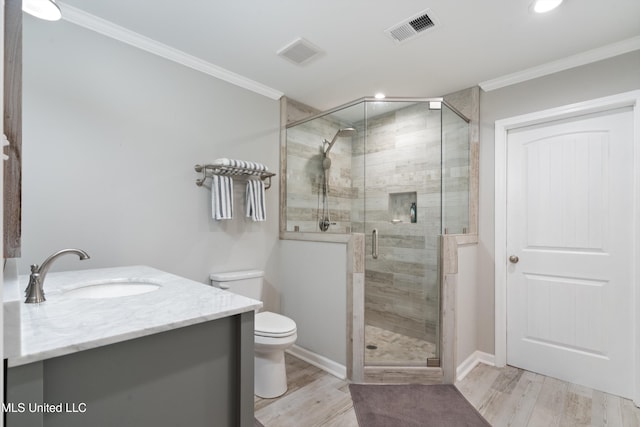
385, 9, 438, 43
277, 38, 323, 66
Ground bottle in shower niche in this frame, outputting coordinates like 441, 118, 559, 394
410, 202, 417, 223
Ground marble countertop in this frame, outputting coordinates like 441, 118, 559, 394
5, 265, 262, 367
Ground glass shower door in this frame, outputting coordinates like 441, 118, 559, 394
361, 101, 442, 367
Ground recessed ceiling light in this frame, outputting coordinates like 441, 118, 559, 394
531, 0, 563, 13
23, 0, 62, 21
374, 93, 386, 99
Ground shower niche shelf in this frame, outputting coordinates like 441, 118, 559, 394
388, 192, 417, 224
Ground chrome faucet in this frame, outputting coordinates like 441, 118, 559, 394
25, 248, 90, 303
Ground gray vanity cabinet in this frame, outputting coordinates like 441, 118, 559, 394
6, 311, 255, 427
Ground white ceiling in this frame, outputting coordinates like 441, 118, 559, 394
57, 0, 640, 111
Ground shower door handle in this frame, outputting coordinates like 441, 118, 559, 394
372, 229, 379, 259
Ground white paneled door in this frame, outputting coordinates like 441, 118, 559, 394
506, 107, 634, 398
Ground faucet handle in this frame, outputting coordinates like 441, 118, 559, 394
24, 274, 45, 303
25, 266, 38, 297
25, 265, 42, 300
24, 273, 39, 299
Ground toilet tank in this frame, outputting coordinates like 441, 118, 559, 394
209, 270, 264, 300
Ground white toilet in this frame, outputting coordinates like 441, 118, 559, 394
209, 270, 297, 399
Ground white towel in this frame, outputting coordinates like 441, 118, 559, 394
245, 179, 266, 222
212, 175, 234, 220
214, 158, 268, 175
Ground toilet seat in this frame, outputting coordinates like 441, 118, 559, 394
255, 311, 296, 338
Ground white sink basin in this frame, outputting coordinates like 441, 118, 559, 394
64, 280, 160, 299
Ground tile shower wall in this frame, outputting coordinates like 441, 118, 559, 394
286, 117, 355, 233
352, 103, 442, 345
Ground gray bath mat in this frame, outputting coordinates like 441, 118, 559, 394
349, 383, 491, 427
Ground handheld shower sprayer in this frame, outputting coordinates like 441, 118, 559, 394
318, 127, 357, 232
322, 153, 332, 170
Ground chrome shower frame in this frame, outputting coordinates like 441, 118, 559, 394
286, 97, 468, 128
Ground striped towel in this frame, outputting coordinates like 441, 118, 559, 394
213, 158, 268, 176
212, 175, 234, 220
245, 179, 266, 222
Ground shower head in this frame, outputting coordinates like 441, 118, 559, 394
324, 127, 357, 155
335, 127, 357, 138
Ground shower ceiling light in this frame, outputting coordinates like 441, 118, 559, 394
374, 93, 386, 99
531, 0, 563, 13
23, 0, 62, 21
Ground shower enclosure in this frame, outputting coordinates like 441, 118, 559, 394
284, 97, 469, 372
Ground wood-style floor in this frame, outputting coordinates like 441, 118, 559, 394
255, 354, 640, 427
254, 354, 358, 427
457, 362, 640, 427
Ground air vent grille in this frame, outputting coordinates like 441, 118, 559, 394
410, 14, 434, 32
389, 26, 415, 43
385, 9, 438, 43
277, 38, 323, 66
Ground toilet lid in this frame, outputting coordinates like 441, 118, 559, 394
255, 311, 296, 338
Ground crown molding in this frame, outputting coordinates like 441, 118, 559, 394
58, 2, 284, 101
480, 36, 640, 92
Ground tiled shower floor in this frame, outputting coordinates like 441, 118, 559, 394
364, 325, 437, 366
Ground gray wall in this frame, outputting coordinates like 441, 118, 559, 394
278, 240, 347, 365
476, 51, 640, 354
20, 17, 281, 296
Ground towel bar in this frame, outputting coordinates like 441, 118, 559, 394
194, 164, 275, 189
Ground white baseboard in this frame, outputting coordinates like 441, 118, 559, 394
456, 351, 496, 382
287, 346, 495, 383
286, 345, 347, 380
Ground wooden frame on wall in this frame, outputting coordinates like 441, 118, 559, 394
4, 0, 22, 258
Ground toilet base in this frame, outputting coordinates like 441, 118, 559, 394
255, 350, 287, 398
254, 333, 297, 399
